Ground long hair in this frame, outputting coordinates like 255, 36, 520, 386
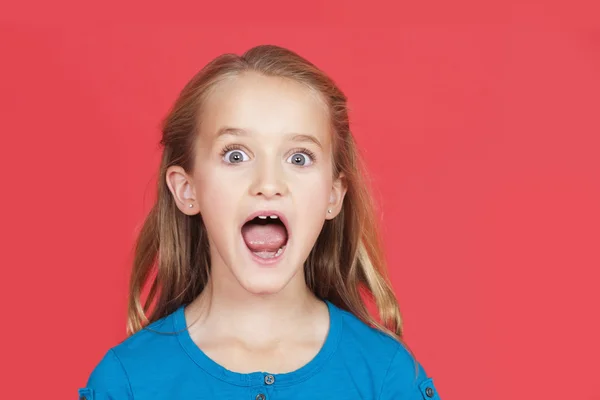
127, 44, 415, 363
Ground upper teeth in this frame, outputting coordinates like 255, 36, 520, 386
258, 215, 278, 219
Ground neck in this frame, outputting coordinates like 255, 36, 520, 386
185, 264, 324, 344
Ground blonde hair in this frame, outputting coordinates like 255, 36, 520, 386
127, 44, 415, 364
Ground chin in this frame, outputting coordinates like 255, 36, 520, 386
238, 275, 291, 295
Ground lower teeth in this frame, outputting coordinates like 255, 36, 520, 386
274, 245, 285, 257
254, 245, 286, 259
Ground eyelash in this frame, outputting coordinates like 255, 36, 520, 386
219, 144, 317, 163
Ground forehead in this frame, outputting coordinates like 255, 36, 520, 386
198, 72, 330, 144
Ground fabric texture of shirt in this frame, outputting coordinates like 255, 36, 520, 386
78, 300, 441, 399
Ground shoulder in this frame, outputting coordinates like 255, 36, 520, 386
378, 342, 441, 400
78, 348, 132, 400
78, 308, 181, 400
335, 306, 442, 400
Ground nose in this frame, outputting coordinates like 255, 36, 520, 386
249, 158, 289, 199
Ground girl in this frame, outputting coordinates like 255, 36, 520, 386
79, 44, 441, 400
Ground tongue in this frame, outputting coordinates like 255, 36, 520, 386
241, 223, 287, 252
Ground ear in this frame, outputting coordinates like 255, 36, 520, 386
165, 165, 199, 215
326, 172, 347, 220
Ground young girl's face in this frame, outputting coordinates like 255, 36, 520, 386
169, 71, 346, 295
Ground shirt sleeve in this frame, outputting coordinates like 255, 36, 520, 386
378, 344, 441, 400
77, 349, 133, 400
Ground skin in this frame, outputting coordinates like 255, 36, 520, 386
165, 71, 347, 373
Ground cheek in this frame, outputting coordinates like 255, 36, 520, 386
292, 177, 331, 217
194, 171, 242, 227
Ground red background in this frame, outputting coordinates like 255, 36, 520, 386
1, 1, 599, 399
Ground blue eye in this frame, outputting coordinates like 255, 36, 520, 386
287, 152, 313, 166
223, 149, 250, 164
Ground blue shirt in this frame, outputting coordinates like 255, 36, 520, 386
79, 300, 441, 399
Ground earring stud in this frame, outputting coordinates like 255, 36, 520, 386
327, 209, 332, 214
188, 204, 194, 208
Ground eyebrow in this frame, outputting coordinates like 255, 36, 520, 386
216, 127, 323, 150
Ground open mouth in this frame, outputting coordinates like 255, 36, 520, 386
241, 213, 289, 260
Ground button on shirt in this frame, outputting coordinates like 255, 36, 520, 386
264, 374, 275, 385
78, 300, 441, 399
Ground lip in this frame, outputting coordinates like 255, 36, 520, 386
240, 209, 291, 266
